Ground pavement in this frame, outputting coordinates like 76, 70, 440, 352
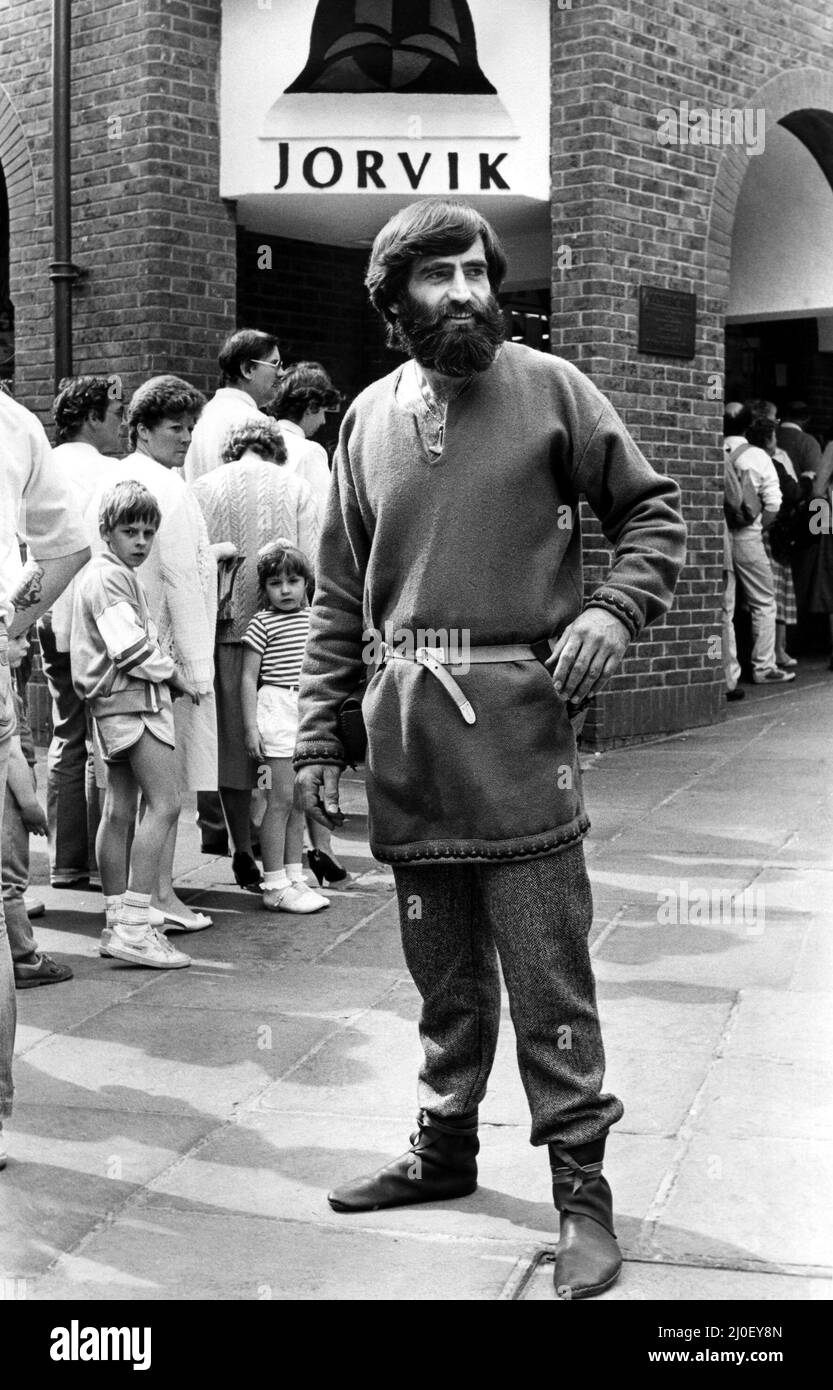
1, 661, 832, 1303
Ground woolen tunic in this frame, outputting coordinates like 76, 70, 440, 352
294, 344, 686, 864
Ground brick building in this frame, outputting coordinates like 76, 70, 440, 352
1, 0, 832, 746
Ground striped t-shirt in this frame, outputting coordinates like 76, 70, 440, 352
242, 608, 310, 687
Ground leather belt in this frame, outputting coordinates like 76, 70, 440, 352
379, 640, 556, 727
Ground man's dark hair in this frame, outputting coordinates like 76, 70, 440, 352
781, 400, 811, 426
126, 375, 205, 450
218, 329, 280, 386
746, 416, 776, 450
271, 362, 341, 423
365, 198, 507, 333
747, 399, 777, 420
723, 402, 750, 437
53, 375, 114, 444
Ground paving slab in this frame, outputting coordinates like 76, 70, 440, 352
14, 1004, 337, 1119
519, 1254, 832, 1301
31, 1212, 523, 1301
0, 1105, 210, 1280
693, 1056, 833, 1141
132, 961, 405, 1019
722, 989, 833, 1062
593, 916, 809, 990
647, 1135, 833, 1271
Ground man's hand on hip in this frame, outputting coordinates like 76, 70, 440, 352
295, 764, 347, 829
549, 609, 631, 705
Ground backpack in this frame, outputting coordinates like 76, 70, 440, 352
724, 442, 762, 530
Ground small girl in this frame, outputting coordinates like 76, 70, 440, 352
241, 541, 329, 914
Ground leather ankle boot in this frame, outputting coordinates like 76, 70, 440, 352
328, 1110, 479, 1213
548, 1138, 622, 1299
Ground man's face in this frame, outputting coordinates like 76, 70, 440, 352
92, 397, 125, 456
394, 235, 506, 377
243, 348, 284, 408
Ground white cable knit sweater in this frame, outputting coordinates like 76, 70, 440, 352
192, 451, 320, 642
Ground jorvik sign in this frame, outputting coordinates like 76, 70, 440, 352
273, 142, 511, 193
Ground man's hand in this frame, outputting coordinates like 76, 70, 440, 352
295, 764, 346, 829
20, 799, 48, 836
548, 609, 631, 705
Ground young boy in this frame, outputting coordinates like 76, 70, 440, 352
72, 480, 199, 968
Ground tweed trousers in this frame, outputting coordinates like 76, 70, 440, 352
392, 842, 623, 1147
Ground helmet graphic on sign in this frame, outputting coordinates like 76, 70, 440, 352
285, 0, 497, 95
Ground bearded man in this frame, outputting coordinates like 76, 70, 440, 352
294, 199, 686, 1300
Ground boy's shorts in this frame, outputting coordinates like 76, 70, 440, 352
93, 706, 176, 766
256, 684, 299, 759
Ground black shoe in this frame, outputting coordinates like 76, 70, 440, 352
306, 848, 350, 887
14, 954, 74, 989
328, 1110, 479, 1213
726, 688, 746, 702
232, 851, 263, 893
549, 1138, 623, 1300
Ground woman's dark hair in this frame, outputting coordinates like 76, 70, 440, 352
221, 418, 287, 464
271, 362, 341, 423
99, 479, 162, 535
746, 416, 776, 450
218, 329, 281, 386
256, 539, 315, 607
365, 198, 507, 336
126, 375, 205, 449
53, 375, 115, 444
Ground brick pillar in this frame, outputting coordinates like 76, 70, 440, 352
2, 0, 236, 425
550, 1, 725, 746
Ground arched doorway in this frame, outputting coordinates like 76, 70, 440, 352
710, 72, 833, 431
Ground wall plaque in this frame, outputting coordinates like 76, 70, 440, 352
638, 286, 696, 359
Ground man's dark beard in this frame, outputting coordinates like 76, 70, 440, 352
392, 292, 506, 377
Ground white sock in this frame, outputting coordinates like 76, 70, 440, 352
286, 863, 305, 884
263, 870, 290, 891
104, 894, 123, 927
118, 891, 151, 941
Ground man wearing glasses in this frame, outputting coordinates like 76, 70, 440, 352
184, 329, 283, 485
184, 329, 284, 855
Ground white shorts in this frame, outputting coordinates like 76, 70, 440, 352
257, 684, 299, 758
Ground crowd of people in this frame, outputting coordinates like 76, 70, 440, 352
2, 333, 346, 993
722, 397, 833, 696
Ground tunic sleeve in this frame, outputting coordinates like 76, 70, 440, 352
572, 402, 687, 639
294, 419, 370, 767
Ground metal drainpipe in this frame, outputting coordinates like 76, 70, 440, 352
49, 0, 79, 391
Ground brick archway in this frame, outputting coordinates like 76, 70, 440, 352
707, 68, 833, 304
0, 81, 38, 311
